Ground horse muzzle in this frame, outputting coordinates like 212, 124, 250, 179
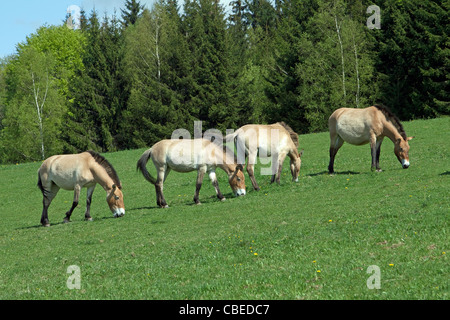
113, 208, 125, 217
235, 189, 246, 197
401, 159, 410, 169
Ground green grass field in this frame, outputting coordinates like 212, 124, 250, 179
0, 117, 448, 300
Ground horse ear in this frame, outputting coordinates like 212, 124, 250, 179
112, 184, 117, 191
407, 136, 414, 141
298, 149, 304, 157
236, 164, 244, 171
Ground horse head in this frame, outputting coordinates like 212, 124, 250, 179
107, 184, 125, 217
394, 137, 414, 169
229, 164, 246, 196
290, 150, 304, 182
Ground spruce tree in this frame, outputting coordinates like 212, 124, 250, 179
121, 0, 145, 27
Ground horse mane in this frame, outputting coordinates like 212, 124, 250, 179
277, 122, 299, 147
87, 150, 122, 189
373, 105, 407, 140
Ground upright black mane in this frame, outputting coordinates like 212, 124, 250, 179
373, 104, 407, 140
277, 121, 299, 147
87, 150, 122, 188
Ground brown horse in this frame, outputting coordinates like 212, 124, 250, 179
37, 151, 125, 227
328, 104, 414, 173
226, 122, 303, 191
137, 139, 246, 208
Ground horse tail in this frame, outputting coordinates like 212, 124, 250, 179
137, 148, 157, 185
224, 129, 241, 144
37, 168, 50, 199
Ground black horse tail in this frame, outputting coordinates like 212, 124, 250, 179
37, 169, 50, 199
137, 148, 157, 185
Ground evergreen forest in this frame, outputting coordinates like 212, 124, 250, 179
0, 0, 448, 163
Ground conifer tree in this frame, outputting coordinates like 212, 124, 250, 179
121, 0, 145, 27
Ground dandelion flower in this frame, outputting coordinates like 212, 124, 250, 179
389, 263, 394, 267
254, 253, 258, 256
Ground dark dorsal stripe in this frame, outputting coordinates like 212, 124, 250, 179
373, 104, 407, 140
87, 150, 122, 189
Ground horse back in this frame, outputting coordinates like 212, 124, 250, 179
237, 124, 297, 154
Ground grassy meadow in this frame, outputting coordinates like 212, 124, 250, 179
0, 117, 448, 300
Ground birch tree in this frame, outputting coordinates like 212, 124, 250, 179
0, 48, 65, 162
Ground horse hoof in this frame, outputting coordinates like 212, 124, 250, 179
162, 205, 169, 208
196, 202, 202, 206
85, 217, 93, 221
220, 197, 226, 202
42, 223, 50, 227
63, 219, 70, 224
376, 169, 383, 172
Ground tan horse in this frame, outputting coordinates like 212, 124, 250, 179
37, 151, 125, 227
137, 139, 246, 208
328, 104, 414, 173
226, 122, 303, 191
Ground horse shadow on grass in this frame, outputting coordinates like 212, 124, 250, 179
307, 170, 361, 177
18, 215, 121, 230
439, 171, 450, 176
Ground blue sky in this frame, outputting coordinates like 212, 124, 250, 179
0, 0, 233, 59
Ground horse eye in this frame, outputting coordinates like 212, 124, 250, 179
400, 148, 403, 152
237, 177, 241, 182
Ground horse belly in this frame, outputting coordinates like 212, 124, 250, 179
49, 164, 94, 190
336, 118, 371, 146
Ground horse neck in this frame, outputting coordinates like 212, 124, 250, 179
382, 120, 404, 142
91, 163, 115, 191
288, 148, 299, 161
217, 161, 235, 176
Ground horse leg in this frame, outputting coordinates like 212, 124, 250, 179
375, 137, 384, 172
155, 167, 168, 208
84, 185, 96, 221
209, 170, 225, 201
273, 152, 287, 184
370, 135, 379, 172
64, 185, 81, 223
246, 152, 260, 191
328, 135, 344, 174
40, 183, 59, 227
193, 166, 206, 205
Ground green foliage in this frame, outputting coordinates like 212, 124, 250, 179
371, 0, 449, 119
64, 11, 128, 153
121, 0, 145, 27
0, 24, 85, 162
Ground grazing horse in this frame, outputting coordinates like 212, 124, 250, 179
226, 122, 303, 191
137, 139, 246, 208
37, 151, 125, 227
328, 104, 414, 173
